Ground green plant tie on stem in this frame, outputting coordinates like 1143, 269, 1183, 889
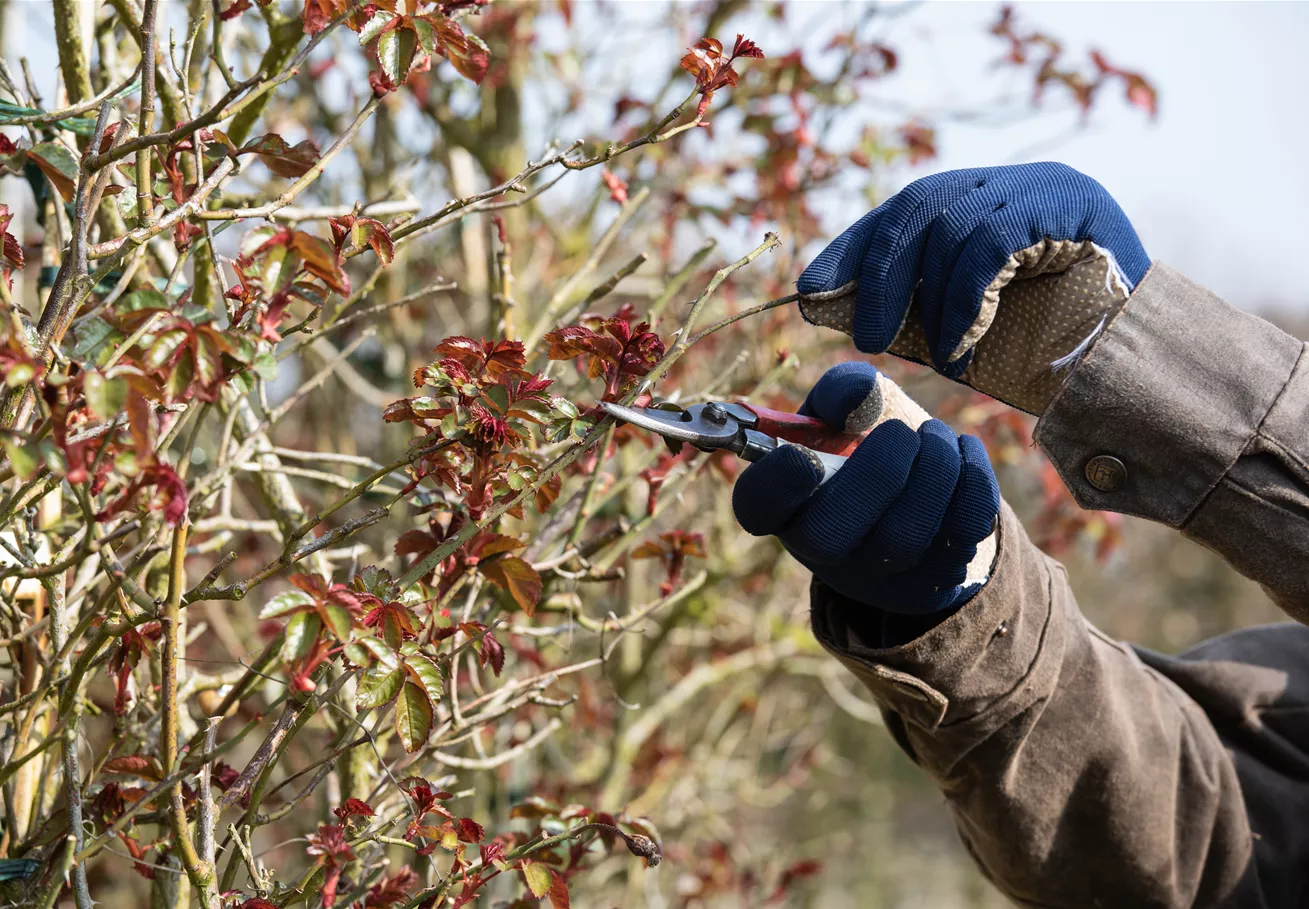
0, 77, 142, 135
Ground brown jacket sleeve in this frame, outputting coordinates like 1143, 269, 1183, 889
812, 503, 1263, 908
811, 266, 1309, 906
1034, 262, 1309, 621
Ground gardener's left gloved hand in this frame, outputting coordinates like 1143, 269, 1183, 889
795, 162, 1150, 415
732, 362, 999, 616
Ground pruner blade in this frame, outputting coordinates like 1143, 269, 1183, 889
598, 401, 741, 448
599, 399, 861, 485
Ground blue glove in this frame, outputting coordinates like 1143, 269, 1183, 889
732, 362, 1000, 615
796, 163, 1150, 414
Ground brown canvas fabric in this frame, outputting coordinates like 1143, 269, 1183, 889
810, 264, 1309, 907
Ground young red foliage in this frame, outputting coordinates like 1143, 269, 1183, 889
329, 212, 395, 265
989, 5, 1157, 120
600, 168, 628, 204
219, 0, 253, 19
543, 304, 665, 401
679, 34, 766, 116
333, 798, 376, 820
0, 205, 23, 289
240, 133, 323, 178
363, 867, 418, 908
95, 464, 189, 526
303, 0, 349, 35
306, 822, 355, 908
632, 529, 706, 595
107, 622, 161, 715
112, 308, 240, 403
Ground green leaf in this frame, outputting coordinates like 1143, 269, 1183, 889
37, 439, 65, 477
570, 419, 590, 441
351, 634, 400, 669
164, 354, 195, 402
146, 330, 188, 371
69, 317, 119, 364
181, 302, 215, 325
357, 565, 396, 598
259, 590, 315, 619
377, 27, 417, 86
28, 142, 79, 201
544, 419, 571, 443
83, 372, 129, 421
521, 862, 551, 899
2, 439, 40, 480
551, 397, 579, 420
3, 362, 33, 388
319, 602, 354, 640
507, 398, 552, 422
401, 646, 443, 704
193, 334, 222, 388
252, 351, 278, 381
119, 289, 168, 312
117, 188, 138, 221
393, 680, 433, 753
356, 663, 404, 709
113, 449, 139, 477
412, 17, 436, 54
358, 9, 396, 45
281, 611, 321, 662
481, 383, 509, 413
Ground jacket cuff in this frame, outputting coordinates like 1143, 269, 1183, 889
810, 502, 1061, 731
1033, 262, 1303, 526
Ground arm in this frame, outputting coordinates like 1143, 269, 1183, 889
816, 502, 1256, 906
812, 502, 1262, 908
731, 363, 1266, 907
1035, 263, 1309, 620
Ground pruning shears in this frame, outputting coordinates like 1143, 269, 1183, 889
600, 363, 933, 484
599, 399, 863, 484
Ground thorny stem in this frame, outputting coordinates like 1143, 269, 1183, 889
560, 87, 702, 170
162, 523, 221, 905
137, 0, 159, 229
285, 441, 455, 546
50, 579, 92, 909
688, 290, 801, 346
649, 237, 717, 320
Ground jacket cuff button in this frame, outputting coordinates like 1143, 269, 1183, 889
1085, 455, 1127, 492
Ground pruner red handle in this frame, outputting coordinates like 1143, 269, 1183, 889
740, 404, 865, 456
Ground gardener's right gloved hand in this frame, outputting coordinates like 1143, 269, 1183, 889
732, 362, 1000, 616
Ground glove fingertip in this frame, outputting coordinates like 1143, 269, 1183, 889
802, 361, 882, 428
943, 434, 1001, 545
797, 209, 881, 295
731, 445, 823, 538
